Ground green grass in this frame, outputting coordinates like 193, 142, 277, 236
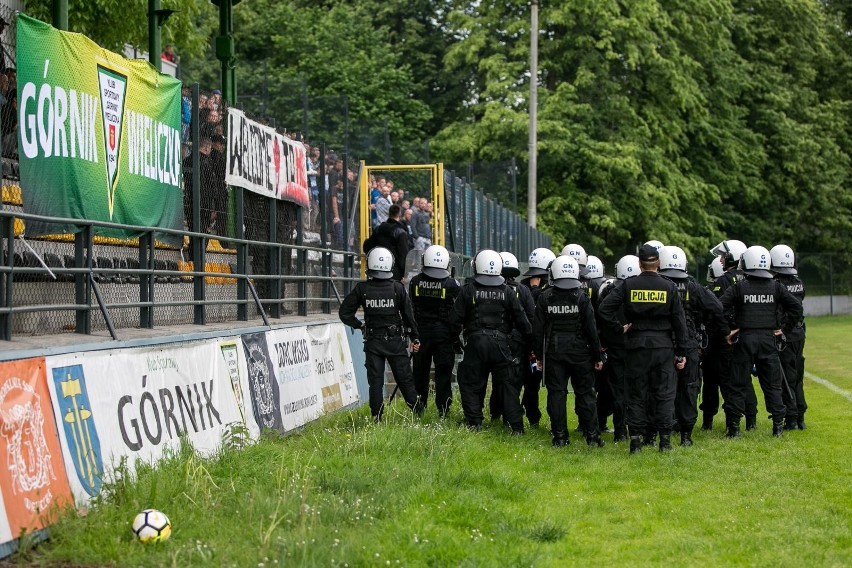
14, 316, 852, 566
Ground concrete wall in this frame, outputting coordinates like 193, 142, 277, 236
804, 296, 852, 317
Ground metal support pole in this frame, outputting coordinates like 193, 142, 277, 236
0, 217, 13, 340
52, 0, 68, 30
216, 0, 237, 105
191, 84, 206, 325
139, 233, 153, 328
296, 208, 307, 317
148, 0, 162, 72
269, 199, 280, 319
527, 0, 538, 228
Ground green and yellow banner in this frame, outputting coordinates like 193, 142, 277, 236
16, 15, 183, 245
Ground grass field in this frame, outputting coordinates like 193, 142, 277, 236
13, 316, 852, 566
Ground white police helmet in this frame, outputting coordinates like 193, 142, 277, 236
585, 255, 604, 279
615, 255, 640, 280
707, 256, 724, 282
769, 244, 797, 275
710, 239, 747, 268
740, 245, 773, 278
499, 252, 520, 279
561, 243, 588, 266
525, 247, 556, 277
644, 240, 665, 251
422, 245, 450, 279
366, 247, 394, 279
658, 246, 688, 279
473, 249, 505, 286
550, 255, 582, 289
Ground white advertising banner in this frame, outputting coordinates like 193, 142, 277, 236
307, 323, 360, 413
264, 326, 323, 431
46, 341, 251, 503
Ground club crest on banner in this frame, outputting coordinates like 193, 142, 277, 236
51, 365, 103, 497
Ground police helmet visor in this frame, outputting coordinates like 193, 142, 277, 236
367, 269, 394, 280
746, 269, 773, 279
659, 268, 689, 280
772, 266, 797, 275
552, 278, 582, 290
501, 266, 521, 278
524, 266, 549, 277
473, 274, 505, 286
422, 266, 450, 279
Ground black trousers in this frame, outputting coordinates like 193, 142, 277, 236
544, 351, 599, 439
595, 367, 614, 430
727, 331, 786, 423
779, 336, 806, 419
606, 348, 628, 436
413, 337, 456, 415
715, 344, 759, 420
364, 336, 420, 419
458, 333, 523, 429
490, 339, 541, 426
625, 345, 677, 436
675, 350, 701, 431
700, 344, 722, 418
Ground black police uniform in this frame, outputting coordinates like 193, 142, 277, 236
720, 275, 803, 436
707, 268, 759, 429
450, 279, 532, 432
775, 273, 807, 429
409, 271, 461, 416
598, 268, 688, 452
585, 275, 614, 433
663, 273, 728, 444
339, 278, 421, 419
596, 279, 629, 442
533, 284, 603, 446
490, 278, 537, 425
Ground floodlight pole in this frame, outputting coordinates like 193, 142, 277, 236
527, 0, 538, 228
148, 0, 162, 72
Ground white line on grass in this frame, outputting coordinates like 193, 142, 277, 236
804, 371, 852, 403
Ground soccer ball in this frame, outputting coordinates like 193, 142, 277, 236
131, 509, 172, 543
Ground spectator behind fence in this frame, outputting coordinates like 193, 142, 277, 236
363, 204, 409, 282
182, 137, 216, 251
306, 145, 320, 229
413, 198, 432, 252
210, 134, 229, 239
375, 183, 392, 226
161, 44, 177, 63
402, 208, 415, 249
0, 17, 10, 72
181, 85, 191, 144
1, 89, 16, 159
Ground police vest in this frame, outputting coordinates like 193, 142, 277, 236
543, 289, 583, 335
411, 275, 453, 325
776, 274, 805, 334
674, 278, 700, 338
469, 283, 512, 333
711, 269, 744, 298
623, 273, 675, 331
734, 278, 780, 330
361, 281, 402, 329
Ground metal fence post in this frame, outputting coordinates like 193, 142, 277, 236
75, 227, 92, 335
268, 197, 281, 319
0, 217, 13, 340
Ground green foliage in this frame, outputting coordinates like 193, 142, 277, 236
20, 317, 852, 566
24, 0, 218, 61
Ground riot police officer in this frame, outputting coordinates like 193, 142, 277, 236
534, 256, 605, 447
598, 244, 689, 453
708, 239, 759, 430
720, 245, 803, 437
658, 246, 728, 446
770, 244, 807, 430
450, 250, 532, 433
597, 255, 641, 442
339, 247, 422, 421
562, 243, 589, 292
584, 255, 612, 433
515, 247, 556, 424
409, 245, 461, 417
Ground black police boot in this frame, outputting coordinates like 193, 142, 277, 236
798, 414, 807, 430
613, 428, 628, 443
586, 434, 605, 448
772, 420, 784, 438
552, 432, 569, 447
701, 415, 713, 431
680, 430, 694, 447
629, 436, 643, 454
510, 424, 525, 436
659, 434, 673, 452
784, 416, 799, 430
725, 423, 741, 438
642, 432, 657, 447
745, 415, 757, 431
467, 422, 482, 432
